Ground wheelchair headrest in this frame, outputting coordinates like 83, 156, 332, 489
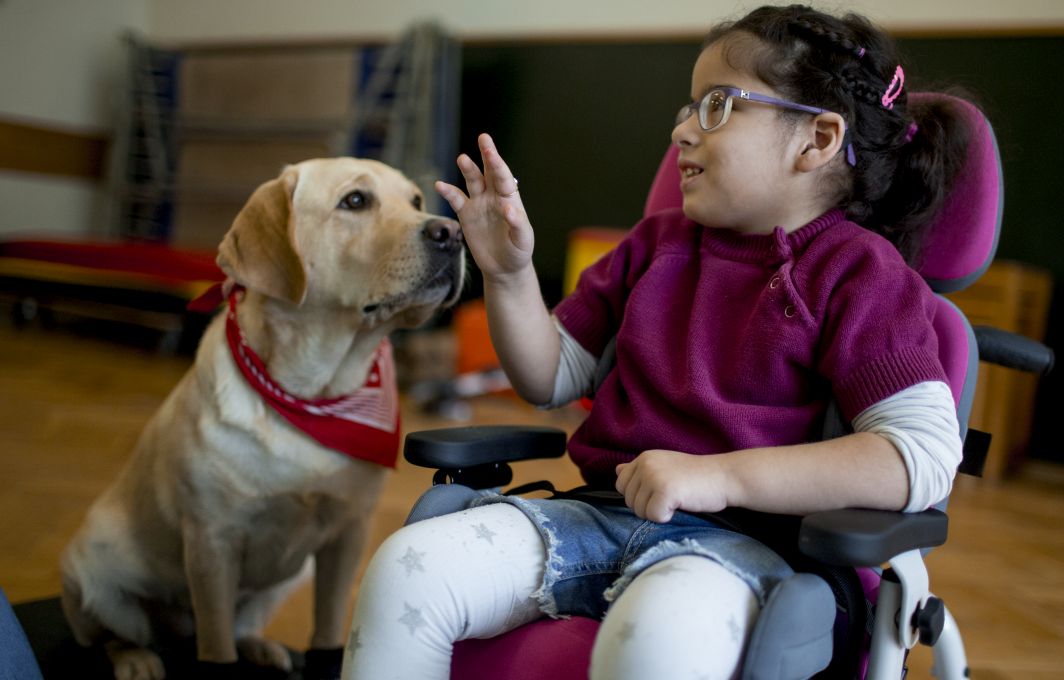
644, 92, 1002, 294
909, 93, 1002, 292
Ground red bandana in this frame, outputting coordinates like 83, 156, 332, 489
215, 289, 400, 468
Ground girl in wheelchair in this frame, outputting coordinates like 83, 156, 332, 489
344, 4, 973, 678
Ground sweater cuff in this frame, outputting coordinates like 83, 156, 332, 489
835, 347, 946, 422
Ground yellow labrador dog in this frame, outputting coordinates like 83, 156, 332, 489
60, 158, 465, 679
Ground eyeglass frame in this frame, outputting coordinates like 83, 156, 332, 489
676, 86, 857, 166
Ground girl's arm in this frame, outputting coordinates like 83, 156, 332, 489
482, 265, 559, 405
616, 381, 962, 522
616, 433, 908, 523
435, 134, 559, 404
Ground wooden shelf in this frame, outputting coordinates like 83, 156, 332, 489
946, 260, 1054, 482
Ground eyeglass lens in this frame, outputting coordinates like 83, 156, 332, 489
698, 91, 728, 130
676, 90, 729, 131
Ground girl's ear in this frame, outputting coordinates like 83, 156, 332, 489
796, 112, 847, 172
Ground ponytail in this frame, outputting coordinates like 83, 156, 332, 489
863, 94, 970, 264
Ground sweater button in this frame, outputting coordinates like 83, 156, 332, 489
784, 305, 796, 318
769, 276, 781, 289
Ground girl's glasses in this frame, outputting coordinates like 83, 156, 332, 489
677, 86, 831, 131
676, 86, 857, 166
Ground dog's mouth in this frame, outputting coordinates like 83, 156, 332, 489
362, 258, 464, 318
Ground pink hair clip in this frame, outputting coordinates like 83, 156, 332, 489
881, 65, 905, 110
904, 121, 918, 143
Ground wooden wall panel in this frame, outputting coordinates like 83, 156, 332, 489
0, 118, 108, 179
178, 49, 357, 123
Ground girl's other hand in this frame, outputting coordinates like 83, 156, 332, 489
615, 449, 731, 523
435, 134, 534, 283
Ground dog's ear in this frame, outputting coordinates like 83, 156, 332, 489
217, 167, 307, 305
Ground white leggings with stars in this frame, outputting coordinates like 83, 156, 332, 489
341, 503, 759, 680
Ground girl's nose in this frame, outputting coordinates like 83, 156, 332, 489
671, 115, 698, 147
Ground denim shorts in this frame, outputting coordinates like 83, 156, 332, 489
469, 492, 794, 619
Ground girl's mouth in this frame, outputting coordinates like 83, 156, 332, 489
679, 162, 704, 189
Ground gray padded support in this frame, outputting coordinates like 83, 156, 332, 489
740, 573, 835, 680
405, 483, 485, 525
940, 296, 979, 437
934, 296, 978, 513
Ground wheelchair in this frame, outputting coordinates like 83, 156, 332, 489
399, 92, 1054, 679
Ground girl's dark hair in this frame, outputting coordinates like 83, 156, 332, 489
703, 5, 970, 264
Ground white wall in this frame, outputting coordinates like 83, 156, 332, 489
2, 0, 1061, 239
0, 0, 149, 238
149, 0, 1064, 43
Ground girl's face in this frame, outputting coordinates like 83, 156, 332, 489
671, 40, 809, 234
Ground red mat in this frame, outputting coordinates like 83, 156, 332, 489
0, 239, 224, 300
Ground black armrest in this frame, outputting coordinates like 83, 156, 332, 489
405, 429, 949, 569
404, 425, 567, 469
974, 325, 1054, 375
798, 508, 948, 567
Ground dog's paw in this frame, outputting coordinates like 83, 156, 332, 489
107, 645, 166, 680
237, 636, 293, 673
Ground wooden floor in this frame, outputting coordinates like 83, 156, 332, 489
2, 319, 1063, 678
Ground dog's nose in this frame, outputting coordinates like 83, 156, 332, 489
423, 218, 464, 253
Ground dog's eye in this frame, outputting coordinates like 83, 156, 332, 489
412, 195, 423, 210
338, 191, 369, 211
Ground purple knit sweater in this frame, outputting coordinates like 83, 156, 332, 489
553, 208, 946, 484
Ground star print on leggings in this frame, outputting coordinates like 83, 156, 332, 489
347, 627, 363, 656
727, 615, 741, 643
398, 546, 426, 575
399, 602, 428, 635
473, 522, 497, 544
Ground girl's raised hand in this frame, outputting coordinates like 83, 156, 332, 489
435, 134, 534, 282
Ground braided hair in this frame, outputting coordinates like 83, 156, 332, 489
702, 5, 970, 264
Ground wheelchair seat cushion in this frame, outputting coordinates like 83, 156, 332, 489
451, 617, 597, 680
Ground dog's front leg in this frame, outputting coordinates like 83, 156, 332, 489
304, 518, 369, 679
182, 518, 240, 664
313, 518, 368, 646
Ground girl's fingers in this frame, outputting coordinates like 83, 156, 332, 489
434, 181, 467, 213
633, 483, 654, 521
645, 491, 674, 524
622, 468, 642, 510
615, 463, 631, 493
456, 154, 486, 196
478, 134, 520, 197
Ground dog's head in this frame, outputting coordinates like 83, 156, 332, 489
217, 158, 465, 329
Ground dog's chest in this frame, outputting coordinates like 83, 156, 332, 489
238, 491, 359, 586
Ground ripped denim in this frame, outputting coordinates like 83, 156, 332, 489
469, 493, 794, 620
